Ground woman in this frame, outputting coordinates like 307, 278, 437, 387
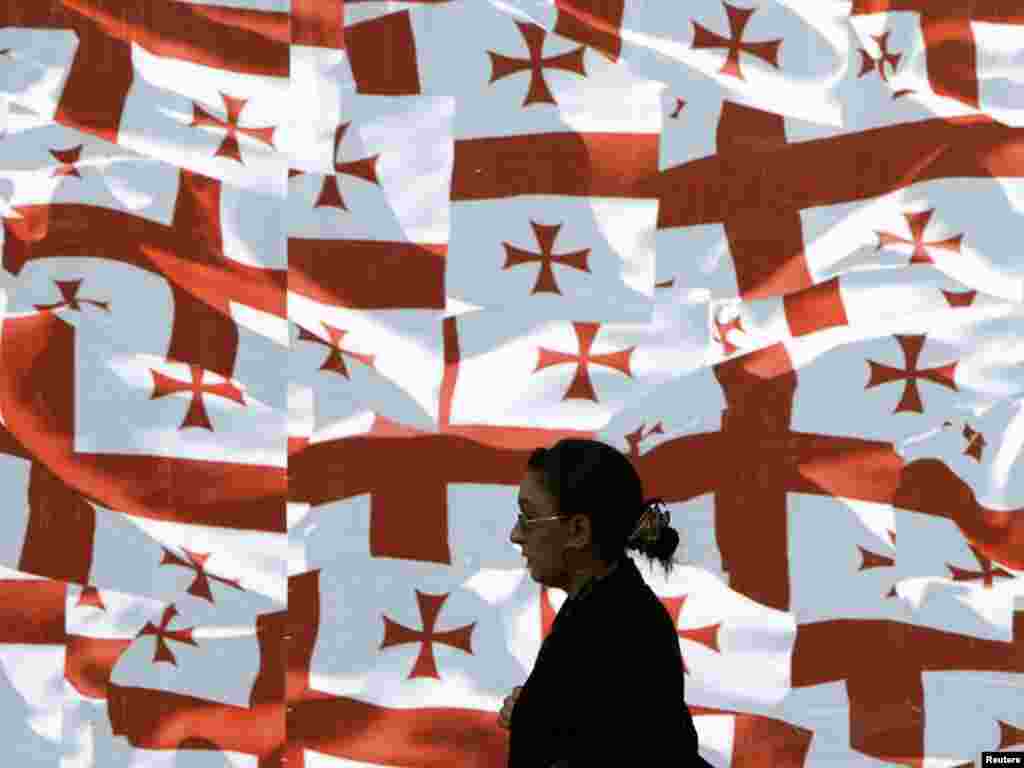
499, 438, 711, 767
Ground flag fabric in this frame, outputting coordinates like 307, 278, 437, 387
1, 0, 1023, 766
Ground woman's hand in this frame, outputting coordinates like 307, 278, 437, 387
497, 685, 523, 729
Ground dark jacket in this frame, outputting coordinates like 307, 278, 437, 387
507, 555, 712, 767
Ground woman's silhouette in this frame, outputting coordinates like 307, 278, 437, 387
500, 438, 712, 767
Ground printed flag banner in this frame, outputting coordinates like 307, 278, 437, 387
1, 0, 1022, 766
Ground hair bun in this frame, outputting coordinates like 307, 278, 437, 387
629, 498, 670, 546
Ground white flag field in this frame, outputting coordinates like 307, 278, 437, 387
0, 0, 1022, 765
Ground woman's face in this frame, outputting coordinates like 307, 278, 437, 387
510, 470, 574, 590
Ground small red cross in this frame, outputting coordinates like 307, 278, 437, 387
961, 423, 987, 462
311, 122, 381, 211
858, 31, 902, 82
864, 335, 958, 414
942, 288, 977, 308
190, 92, 276, 163
857, 545, 895, 572
625, 421, 664, 460
691, 3, 782, 81
997, 721, 1024, 751
380, 591, 475, 680
875, 209, 963, 265
947, 546, 1013, 588
160, 547, 244, 603
50, 145, 84, 178
713, 309, 744, 356
534, 321, 635, 402
488, 22, 587, 107
33, 279, 109, 313
502, 220, 591, 295
137, 605, 198, 666
76, 586, 106, 610
149, 364, 246, 430
297, 323, 376, 378
662, 594, 722, 675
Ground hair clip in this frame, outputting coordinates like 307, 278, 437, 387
629, 498, 670, 544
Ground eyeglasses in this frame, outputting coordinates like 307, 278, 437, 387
514, 513, 566, 530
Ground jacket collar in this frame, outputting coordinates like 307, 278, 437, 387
556, 554, 636, 623
569, 554, 625, 601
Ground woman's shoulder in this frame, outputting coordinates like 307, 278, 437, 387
588, 564, 678, 637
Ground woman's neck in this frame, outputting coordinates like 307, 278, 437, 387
566, 556, 620, 599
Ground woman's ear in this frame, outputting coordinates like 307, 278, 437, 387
566, 513, 592, 551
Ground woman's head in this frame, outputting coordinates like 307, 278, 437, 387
510, 438, 681, 586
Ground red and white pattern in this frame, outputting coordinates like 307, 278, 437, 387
0, 121, 179, 227
118, 44, 288, 193
288, 302, 446, 433
1, 0, 1023, 766
492, 0, 850, 126
298, 496, 534, 714
0, 28, 79, 122
0, 566, 66, 752
848, 2, 1024, 127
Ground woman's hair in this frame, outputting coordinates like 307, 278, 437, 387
526, 438, 681, 576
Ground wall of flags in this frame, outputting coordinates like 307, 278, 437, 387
0, 0, 1022, 766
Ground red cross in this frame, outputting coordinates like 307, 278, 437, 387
50, 145, 84, 178
961, 423, 987, 462
638, 344, 899, 611
857, 546, 895, 573
137, 605, 199, 666
33, 279, 109, 313
190, 92, 276, 163
861, 534, 902, 598
297, 323, 376, 379
149, 364, 246, 431
947, 545, 1014, 588
999, 721, 1024, 751
661, 594, 722, 675
670, 98, 686, 119
857, 546, 900, 598
875, 209, 964, 265
488, 22, 587, 107
310, 122, 381, 211
691, 2, 782, 81
534, 321, 635, 402
379, 590, 475, 680
864, 334, 958, 414
76, 585, 106, 610
502, 220, 591, 295
712, 306, 745, 356
160, 547, 244, 603
625, 421, 664, 461
942, 289, 977, 308
858, 31, 902, 82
